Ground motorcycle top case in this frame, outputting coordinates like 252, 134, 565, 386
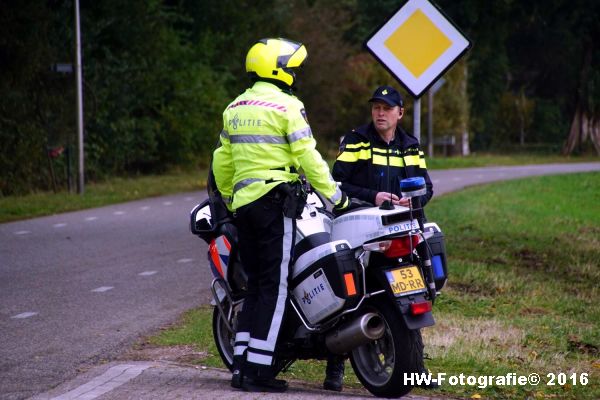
290, 238, 362, 325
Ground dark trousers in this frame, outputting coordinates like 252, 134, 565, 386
233, 188, 295, 378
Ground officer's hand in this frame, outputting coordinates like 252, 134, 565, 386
398, 197, 411, 207
375, 192, 400, 206
333, 192, 350, 212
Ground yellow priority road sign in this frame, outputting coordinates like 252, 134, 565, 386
365, 0, 471, 98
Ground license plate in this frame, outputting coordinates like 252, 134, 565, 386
385, 266, 426, 296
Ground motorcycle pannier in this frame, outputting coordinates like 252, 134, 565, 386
424, 223, 448, 292
290, 240, 362, 325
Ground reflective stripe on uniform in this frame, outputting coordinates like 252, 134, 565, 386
404, 154, 421, 166
234, 331, 250, 356
337, 148, 371, 162
329, 187, 343, 204
373, 154, 404, 167
246, 216, 293, 366
247, 351, 273, 366
234, 178, 264, 193
221, 195, 232, 204
287, 127, 312, 143
229, 134, 288, 144
345, 141, 370, 149
419, 151, 428, 168
220, 129, 229, 140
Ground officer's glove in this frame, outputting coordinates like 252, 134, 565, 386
332, 192, 350, 216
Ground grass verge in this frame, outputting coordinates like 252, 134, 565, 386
2, 155, 597, 224
425, 153, 598, 170
150, 172, 600, 399
0, 170, 206, 223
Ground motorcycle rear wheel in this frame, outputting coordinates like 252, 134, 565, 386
212, 298, 242, 372
350, 298, 424, 398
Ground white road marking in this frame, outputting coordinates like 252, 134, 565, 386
184, 196, 195, 201
452, 177, 462, 181
85, 216, 98, 221
177, 258, 193, 264
50, 363, 152, 400
162, 201, 173, 206
113, 211, 125, 215
138, 271, 157, 276
53, 223, 67, 228
140, 206, 150, 211
14, 230, 30, 235
91, 286, 114, 293
432, 179, 440, 184
11, 312, 38, 319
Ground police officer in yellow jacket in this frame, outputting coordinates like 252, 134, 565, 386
212, 38, 350, 393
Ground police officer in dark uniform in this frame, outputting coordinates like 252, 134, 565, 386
333, 85, 433, 208
326, 85, 437, 392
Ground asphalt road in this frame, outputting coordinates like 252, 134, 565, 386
1, 162, 599, 400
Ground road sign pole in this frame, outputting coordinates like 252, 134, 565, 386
427, 89, 433, 157
413, 98, 421, 142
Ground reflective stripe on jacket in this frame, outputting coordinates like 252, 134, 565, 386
332, 123, 433, 206
213, 81, 342, 210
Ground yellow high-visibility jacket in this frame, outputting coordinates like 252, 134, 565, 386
213, 81, 343, 211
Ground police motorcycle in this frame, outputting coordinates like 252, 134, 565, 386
189, 176, 448, 398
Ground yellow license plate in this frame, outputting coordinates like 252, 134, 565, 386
385, 266, 426, 296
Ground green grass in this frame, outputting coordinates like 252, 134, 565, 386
0, 169, 207, 223
425, 153, 599, 170
151, 172, 600, 399
4, 154, 596, 224
421, 172, 600, 399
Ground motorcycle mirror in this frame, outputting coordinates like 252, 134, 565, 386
190, 200, 214, 236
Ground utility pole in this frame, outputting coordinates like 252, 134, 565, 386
427, 78, 446, 158
75, 0, 85, 194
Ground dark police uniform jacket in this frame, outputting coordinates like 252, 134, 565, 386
332, 122, 433, 206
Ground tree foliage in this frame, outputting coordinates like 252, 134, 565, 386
1, 0, 598, 195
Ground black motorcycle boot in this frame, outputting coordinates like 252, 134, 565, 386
323, 356, 345, 392
230, 355, 245, 389
242, 376, 288, 393
242, 365, 288, 393
416, 367, 439, 390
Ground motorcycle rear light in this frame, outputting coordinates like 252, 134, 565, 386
383, 235, 420, 258
410, 301, 432, 315
363, 240, 392, 252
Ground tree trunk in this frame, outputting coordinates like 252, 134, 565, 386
591, 116, 600, 154
563, 106, 582, 155
563, 41, 600, 155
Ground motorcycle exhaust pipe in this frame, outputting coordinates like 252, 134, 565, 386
325, 312, 385, 355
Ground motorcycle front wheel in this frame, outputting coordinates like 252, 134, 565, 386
350, 298, 424, 398
212, 298, 243, 372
